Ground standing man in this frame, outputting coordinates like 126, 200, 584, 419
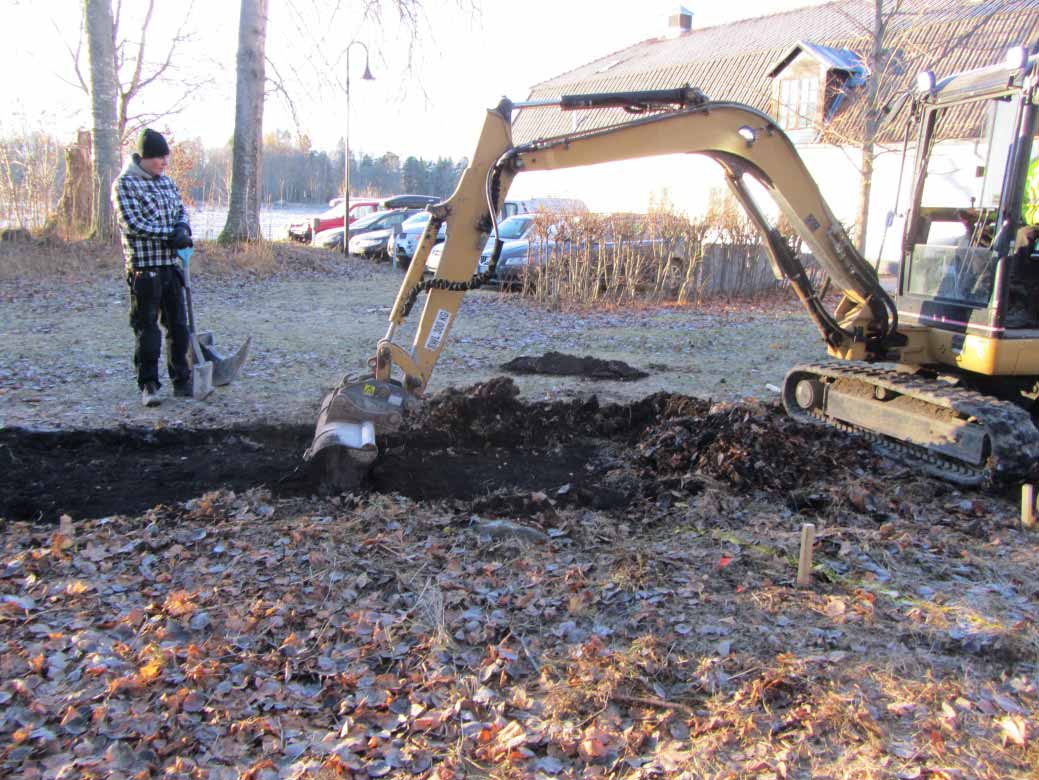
112, 128, 194, 407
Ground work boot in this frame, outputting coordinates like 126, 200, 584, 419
141, 382, 161, 407
173, 382, 193, 398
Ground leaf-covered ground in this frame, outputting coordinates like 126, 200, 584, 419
1, 247, 1037, 777
2, 378, 1038, 779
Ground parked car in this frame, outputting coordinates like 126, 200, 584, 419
475, 215, 566, 285
350, 228, 396, 259
288, 199, 379, 242
425, 241, 446, 275
394, 212, 447, 268
476, 214, 686, 288
288, 194, 438, 243
318, 208, 419, 253
428, 213, 555, 278
475, 236, 558, 286
424, 208, 589, 277
392, 211, 430, 265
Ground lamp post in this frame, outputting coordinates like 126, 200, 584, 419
343, 41, 375, 255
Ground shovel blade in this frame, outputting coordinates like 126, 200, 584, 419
197, 332, 251, 386
192, 360, 214, 400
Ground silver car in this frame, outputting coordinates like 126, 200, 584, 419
395, 212, 446, 269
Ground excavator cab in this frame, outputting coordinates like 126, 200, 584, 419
897, 49, 1039, 376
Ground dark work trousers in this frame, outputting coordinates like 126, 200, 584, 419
127, 266, 191, 390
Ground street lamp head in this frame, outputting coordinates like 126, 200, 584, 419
361, 62, 375, 81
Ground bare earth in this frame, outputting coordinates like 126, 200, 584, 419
1, 247, 1037, 780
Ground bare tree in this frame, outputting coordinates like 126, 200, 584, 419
220, 0, 467, 243
829, 0, 1002, 253
84, 0, 120, 240
219, 0, 268, 243
65, 0, 205, 146
852, 0, 899, 254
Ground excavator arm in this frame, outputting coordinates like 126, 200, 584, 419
305, 91, 901, 488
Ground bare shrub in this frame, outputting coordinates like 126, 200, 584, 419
199, 240, 277, 276
516, 191, 788, 310
168, 138, 206, 209
0, 129, 63, 232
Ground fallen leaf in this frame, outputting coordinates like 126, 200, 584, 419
1000, 715, 1028, 746
65, 579, 93, 596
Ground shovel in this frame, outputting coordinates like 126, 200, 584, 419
177, 248, 251, 398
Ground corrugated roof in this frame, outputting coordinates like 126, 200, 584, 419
512, 0, 1039, 145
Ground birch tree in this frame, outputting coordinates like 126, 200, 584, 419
219, 0, 268, 243
835, 1, 1006, 254
853, 0, 896, 255
67, 1, 204, 146
84, 0, 119, 240
220, 0, 472, 244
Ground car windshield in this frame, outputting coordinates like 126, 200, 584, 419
353, 210, 394, 229
497, 215, 534, 240
381, 211, 412, 226
402, 212, 431, 230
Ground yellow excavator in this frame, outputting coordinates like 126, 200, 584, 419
305, 49, 1039, 489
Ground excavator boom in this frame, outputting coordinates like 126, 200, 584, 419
307, 72, 1039, 489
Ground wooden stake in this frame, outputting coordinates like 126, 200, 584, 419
1022, 484, 1036, 529
797, 523, 816, 587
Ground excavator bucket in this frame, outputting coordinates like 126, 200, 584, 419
304, 376, 418, 490
196, 331, 251, 386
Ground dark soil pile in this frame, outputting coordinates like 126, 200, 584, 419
501, 351, 649, 381
0, 378, 886, 523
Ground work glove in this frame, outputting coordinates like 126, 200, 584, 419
169, 221, 193, 250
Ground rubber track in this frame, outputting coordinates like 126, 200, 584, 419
784, 361, 1039, 486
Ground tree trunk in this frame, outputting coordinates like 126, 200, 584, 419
45, 130, 94, 239
84, 0, 120, 241
856, 141, 875, 255
220, 0, 268, 244
855, 0, 887, 255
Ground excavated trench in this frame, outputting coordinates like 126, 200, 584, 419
0, 377, 888, 523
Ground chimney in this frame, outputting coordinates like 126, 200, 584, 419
667, 5, 693, 37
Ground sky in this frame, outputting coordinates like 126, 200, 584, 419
2, 0, 834, 162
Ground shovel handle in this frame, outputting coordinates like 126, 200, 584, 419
177, 247, 193, 288
184, 283, 198, 335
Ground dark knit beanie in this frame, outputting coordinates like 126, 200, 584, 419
137, 128, 170, 159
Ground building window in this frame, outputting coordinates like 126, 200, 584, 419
777, 77, 819, 130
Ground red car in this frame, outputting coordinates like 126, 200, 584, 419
289, 194, 439, 243
288, 199, 379, 243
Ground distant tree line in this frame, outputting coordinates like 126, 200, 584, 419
0, 127, 469, 231
170, 129, 467, 206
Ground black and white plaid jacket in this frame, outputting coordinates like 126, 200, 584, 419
111, 155, 190, 273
